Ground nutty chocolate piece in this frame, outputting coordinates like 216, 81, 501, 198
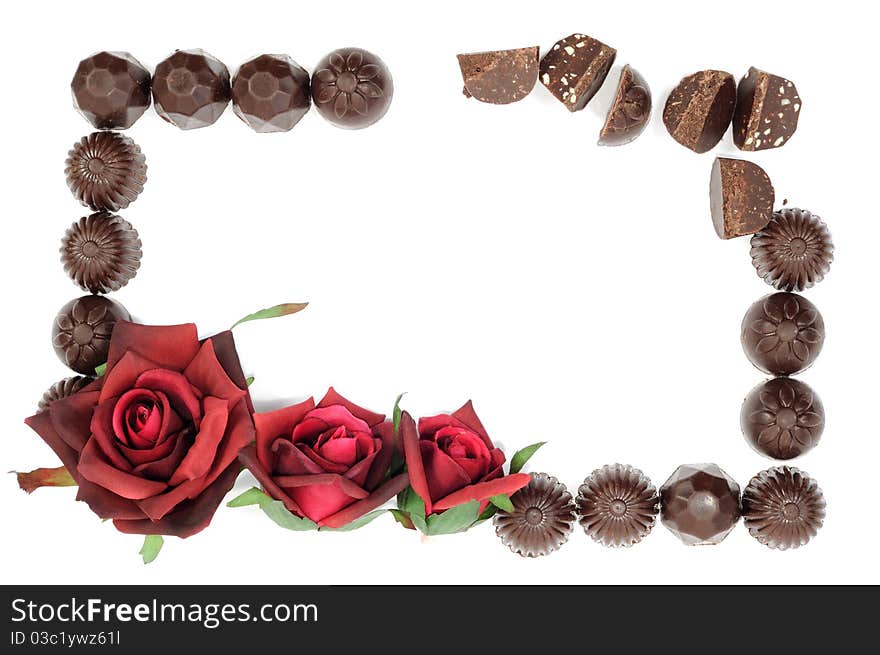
539, 34, 616, 111
734, 67, 801, 151
710, 157, 774, 239
598, 65, 651, 146
457, 46, 539, 105
663, 70, 736, 153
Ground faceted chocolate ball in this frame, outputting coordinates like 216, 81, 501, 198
742, 466, 825, 550
576, 463, 659, 547
71, 51, 152, 130
52, 296, 130, 375
751, 208, 834, 292
311, 48, 393, 129
152, 49, 231, 130
741, 293, 825, 376
660, 463, 741, 545
61, 212, 142, 294
65, 132, 147, 212
741, 378, 824, 459
38, 376, 94, 412
232, 54, 311, 133
493, 472, 576, 557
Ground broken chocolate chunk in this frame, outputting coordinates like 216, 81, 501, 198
457, 46, 539, 104
663, 70, 736, 153
710, 157, 774, 239
539, 34, 616, 111
733, 67, 801, 151
598, 65, 651, 146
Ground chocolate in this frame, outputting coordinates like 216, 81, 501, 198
576, 463, 659, 547
52, 296, 130, 375
232, 54, 311, 133
493, 472, 576, 557
751, 208, 833, 291
61, 212, 142, 294
71, 51, 151, 130
539, 34, 616, 111
734, 67, 801, 151
65, 132, 147, 212
741, 378, 824, 460
742, 293, 825, 376
152, 49, 231, 130
742, 466, 825, 550
710, 157, 774, 239
37, 376, 94, 412
456, 46, 539, 105
663, 70, 736, 153
598, 65, 651, 146
311, 48, 393, 129
660, 463, 741, 545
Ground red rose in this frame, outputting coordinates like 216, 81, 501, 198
400, 401, 530, 515
25, 321, 255, 537
239, 389, 408, 528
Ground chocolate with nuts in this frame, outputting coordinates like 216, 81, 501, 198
663, 70, 736, 153
539, 34, 616, 111
734, 67, 801, 151
710, 157, 774, 239
598, 65, 651, 146
457, 46, 539, 105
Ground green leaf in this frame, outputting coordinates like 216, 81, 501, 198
226, 486, 269, 508
245, 376, 255, 387
392, 393, 405, 434
396, 487, 427, 533
320, 509, 387, 532
94, 363, 107, 377
477, 504, 498, 521
509, 441, 546, 474
15, 466, 76, 493
389, 509, 415, 530
231, 302, 308, 329
261, 500, 319, 531
489, 494, 514, 513
140, 535, 163, 564
426, 501, 480, 535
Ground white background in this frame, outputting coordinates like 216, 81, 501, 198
1, 0, 876, 585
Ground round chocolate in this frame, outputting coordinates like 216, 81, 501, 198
742, 466, 825, 550
37, 375, 94, 412
52, 296, 130, 375
65, 132, 147, 212
741, 293, 825, 376
598, 65, 652, 146
751, 208, 834, 292
71, 51, 152, 130
576, 463, 659, 547
660, 463, 741, 546
152, 49, 231, 130
232, 54, 311, 133
741, 378, 824, 459
61, 212, 142, 294
311, 48, 392, 129
493, 472, 576, 557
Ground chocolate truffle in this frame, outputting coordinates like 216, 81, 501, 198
576, 463, 659, 547
61, 212, 142, 294
232, 54, 311, 133
539, 34, 616, 111
52, 296, 130, 375
598, 65, 651, 146
37, 376, 94, 412
152, 49, 231, 130
734, 67, 801, 151
710, 157, 774, 239
742, 293, 825, 376
741, 378, 824, 460
71, 51, 152, 130
663, 70, 736, 153
660, 463, 741, 546
456, 46, 539, 105
311, 48, 392, 129
493, 472, 576, 558
65, 132, 147, 212
742, 466, 825, 550
751, 208, 833, 292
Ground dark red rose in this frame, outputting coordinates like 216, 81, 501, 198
239, 388, 408, 528
400, 401, 530, 515
25, 321, 255, 538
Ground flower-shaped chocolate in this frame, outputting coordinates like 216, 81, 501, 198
65, 132, 147, 212
52, 296, 130, 375
742, 466, 826, 550
741, 292, 825, 375
38, 376, 94, 412
493, 472, 576, 557
751, 208, 833, 291
741, 378, 824, 459
61, 212, 142, 294
576, 463, 659, 547
311, 48, 392, 129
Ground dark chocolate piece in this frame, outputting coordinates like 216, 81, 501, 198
741, 293, 824, 376
71, 51, 151, 130
660, 463, 741, 545
663, 70, 736, 153
576, 463, 659, 547
539, 34, 616, 111
456, 46, 539, 105
61, 212, 142, 294
493, 472, 576, 558
598, 65, 651, 146
311, 48, 393, 129
741, 378, 824, 460
710, 157, 774, 239
734, 67, 801, 151
751, 208, 833, 291
152, 49, 231, 130
65, 132, 147, 212
742, 466, 825, 550
232, 54, 311, 133
52, 296, 130, 375
38, 376, 94, 412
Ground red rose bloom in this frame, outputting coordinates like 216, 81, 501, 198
25, 321, 255, 537
400, 401, 530, 515
239, 389, 408, 528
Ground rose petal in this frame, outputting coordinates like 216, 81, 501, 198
105, 322, 200, 373
183, 340, 246, 403
317, 388, 386, 427
135, 369, 202, 426
49, 389, 101, 455
168, 396, 229, 486
132, 429, 190, 480
253, 398, 315, 470
450, 400, 494, 448
273, 440, 324, 475
433, 473, 531, 511
275, 474, 368, 523
364, 422, 395, 491
420, 441, 471, 502
24, 411, 81, 483
75, 478, 145, 521
78, 438, 168, 500
238, 445, 304, 516
400, 411, 433, 514
204, 331, 252, 411
318, 472, 410, 529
